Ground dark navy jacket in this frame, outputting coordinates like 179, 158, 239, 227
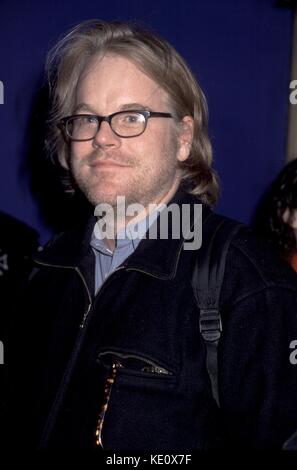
8, 188, 297, 450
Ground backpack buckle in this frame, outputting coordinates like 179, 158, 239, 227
199, 308, 222, 342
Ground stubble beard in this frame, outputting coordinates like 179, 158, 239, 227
71, 144, 180, 214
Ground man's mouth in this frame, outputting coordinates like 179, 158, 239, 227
88, 159, 130, 168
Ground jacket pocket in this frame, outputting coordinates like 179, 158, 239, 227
97, 349, 174, 376
95, 349, 176, 449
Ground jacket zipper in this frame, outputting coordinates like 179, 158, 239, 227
35, 261, 125, 446
33, 261, 93, 328
33, 260, 123, 328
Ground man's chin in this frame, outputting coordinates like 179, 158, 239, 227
87, 191, 128, 208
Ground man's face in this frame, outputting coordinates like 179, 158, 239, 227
68, 54, 191, 209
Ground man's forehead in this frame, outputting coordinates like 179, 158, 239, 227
75, 54, 169, 112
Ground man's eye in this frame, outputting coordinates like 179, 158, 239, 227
73, 116, 97, 126
123, 114, 140, 124
85, 116, 98, 124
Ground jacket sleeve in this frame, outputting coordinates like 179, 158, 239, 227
219, 284, 297, 449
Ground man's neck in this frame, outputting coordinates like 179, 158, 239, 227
99, 180, 181, 252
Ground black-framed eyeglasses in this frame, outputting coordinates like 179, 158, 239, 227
58, 110, 173, 140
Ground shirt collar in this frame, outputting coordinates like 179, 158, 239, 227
90, 204, 163, 255
33, 187, 209, 280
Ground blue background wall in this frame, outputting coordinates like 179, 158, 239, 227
0, 0, 293, 243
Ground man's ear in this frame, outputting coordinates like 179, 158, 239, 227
58, 148, 71, 170
282, 208, 297, 229
177, 115, 194, 162
289, 209, 297, 229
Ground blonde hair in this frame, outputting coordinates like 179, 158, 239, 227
46, 19, 220, 205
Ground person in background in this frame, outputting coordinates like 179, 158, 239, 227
0, 211, 39, 443
253, 159, 297, 273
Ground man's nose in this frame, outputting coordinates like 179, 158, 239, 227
92, 121, 120, 148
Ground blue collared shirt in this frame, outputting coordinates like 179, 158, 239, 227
90, 209, 161, 294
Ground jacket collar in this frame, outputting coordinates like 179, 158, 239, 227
33, 187, 211, 280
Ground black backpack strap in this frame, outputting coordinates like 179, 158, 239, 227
283, 429, 297, 450
191, 211, 243, 407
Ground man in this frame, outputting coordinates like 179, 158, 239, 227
9, 20, 297, 450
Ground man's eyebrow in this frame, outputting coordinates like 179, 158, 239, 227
73, 102, 151, 114
118, 103, 151, 111
73, 103, 97, 114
